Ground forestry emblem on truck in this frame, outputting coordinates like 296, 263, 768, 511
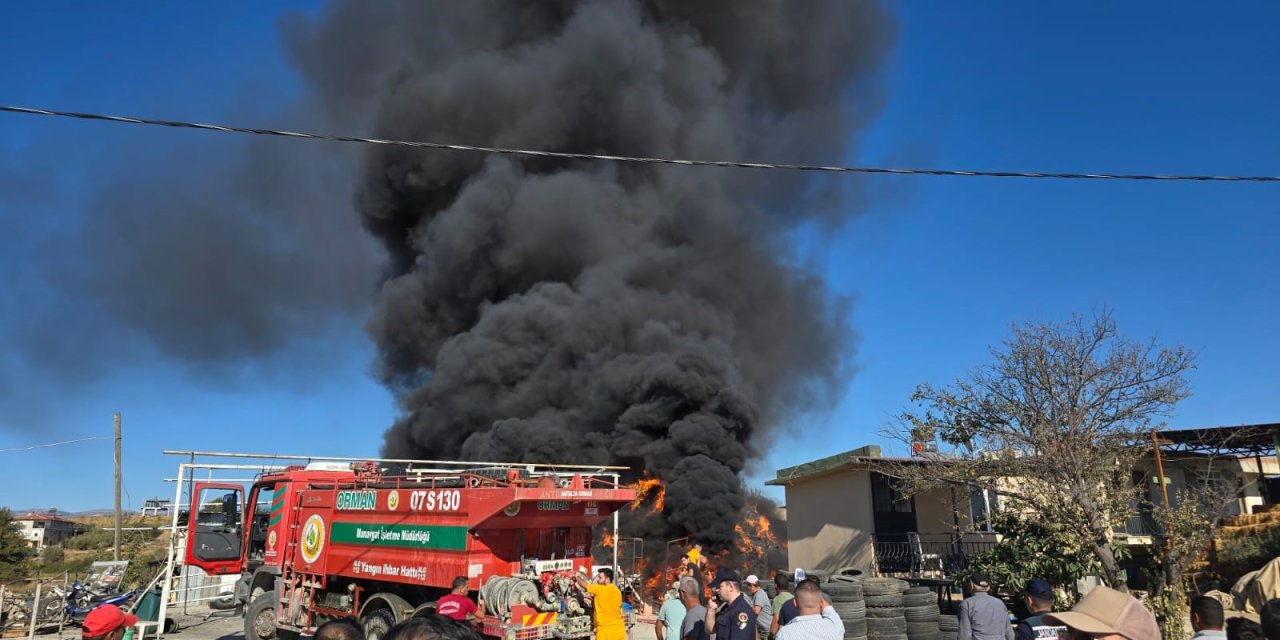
300, 514, 325, 564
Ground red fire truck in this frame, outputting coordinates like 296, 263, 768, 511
182, 459, 635, 640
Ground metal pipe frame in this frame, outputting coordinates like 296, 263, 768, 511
162, 449, 627, 471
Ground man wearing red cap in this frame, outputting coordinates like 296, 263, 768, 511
82, 605, 138, 640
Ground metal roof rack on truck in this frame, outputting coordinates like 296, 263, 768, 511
156, 450, 630, 640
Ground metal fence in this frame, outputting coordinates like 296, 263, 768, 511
872, 533, 997, 577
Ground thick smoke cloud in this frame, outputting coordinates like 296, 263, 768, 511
284, 0, 892, 550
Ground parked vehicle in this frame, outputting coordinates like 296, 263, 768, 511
181, 458, 635, 640
51, 580, 139, 624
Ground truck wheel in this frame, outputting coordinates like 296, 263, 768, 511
362, 609, 396, 640
245, 591, 280, 640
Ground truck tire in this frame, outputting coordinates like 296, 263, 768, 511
245, 591, 281, 640
209, 592, 238, 610
362, 608, 397, 640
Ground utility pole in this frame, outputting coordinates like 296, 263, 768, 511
114, 413, 122, 562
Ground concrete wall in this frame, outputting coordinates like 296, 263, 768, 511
783, 470, 876, 574
914, 485, 961, 535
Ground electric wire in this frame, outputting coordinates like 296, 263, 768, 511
2, 105, 1277, 182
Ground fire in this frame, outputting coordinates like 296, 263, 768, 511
601, 532, 615, 548
733, 502, 781, 578
630, 475, 666, 512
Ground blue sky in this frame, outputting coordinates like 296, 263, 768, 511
1, 3, 1277, 512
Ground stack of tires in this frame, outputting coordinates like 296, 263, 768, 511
827, 573, 866, 640
863, 578, 909, 640
902, 587, 941, 640
938, 615, 958, 640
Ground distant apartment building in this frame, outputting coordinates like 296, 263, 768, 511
15, 513, 77, 549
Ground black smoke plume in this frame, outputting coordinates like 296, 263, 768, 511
287, 0, 893, 550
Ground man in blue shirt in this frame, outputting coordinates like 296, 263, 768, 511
658, 581, 688, 640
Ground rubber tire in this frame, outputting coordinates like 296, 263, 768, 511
865, 594, 904, 608
866, 617, 907, 631
866, 607, 907, 618
826, 582, 865, 600
846, 619, 868, 637
867, 632, 907, 640
907, 622, 940, 636
834, 602, 866, 618
938, 616, 959, 631
862, 579, 908, 596
209, 592, 238, 610
903, 594, 935, 608
903, 587, 933, 595
904, 606, 939, 622
362, 608, 397, 640
245, 591, 280, 640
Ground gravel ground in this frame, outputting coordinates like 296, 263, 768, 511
19, 605, 243, 640
22, 605, 660, 640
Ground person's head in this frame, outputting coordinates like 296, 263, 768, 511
774, 572, 791, 592
1229, 618, 1267, 640
969, 572, 992, 594
1024, 579, 1055, 613
793, 580, 823, 614
81, 605, 138, 640
596, 567, 615, 584
451, 576, 469, 594
744, 575, 761, 594
1259, 599, 1280, 640
316, 618, 365, 640
1043, 586, 1160, 640
1190, 595, 1225, 632
709, 567, 742, 601
386, 615, 483, 640
678, 577, 701, 608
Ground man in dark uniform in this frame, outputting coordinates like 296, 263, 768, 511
1014, 579, 1065, 640
704, 567, 757, 640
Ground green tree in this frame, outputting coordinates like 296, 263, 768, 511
0, 508, 35, 580
886, 310, 1196, 592
960, 511, 1126, 606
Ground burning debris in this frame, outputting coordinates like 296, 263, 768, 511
630, 475, 666, 512
284, 0, 892, 555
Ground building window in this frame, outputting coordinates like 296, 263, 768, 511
872, 473, 914, 513
969, 487, 1000, 532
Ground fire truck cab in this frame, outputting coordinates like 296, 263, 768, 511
181, 458, 634, 640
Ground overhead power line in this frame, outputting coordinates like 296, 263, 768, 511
2, 105, 1278, 183
0, 435, 112, 454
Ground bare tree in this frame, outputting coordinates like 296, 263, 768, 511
885, 310, 1196, 591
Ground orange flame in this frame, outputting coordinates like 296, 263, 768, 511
601, 531, 615, 548
733, 502, 781, 577
630, 475, 666, 512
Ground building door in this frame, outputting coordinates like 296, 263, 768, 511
871, 473, 918, 535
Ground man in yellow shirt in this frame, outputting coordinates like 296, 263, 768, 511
577, 567, 627, 640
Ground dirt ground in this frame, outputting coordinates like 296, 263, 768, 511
26, 604, 242, 640
24, 606, 660, 640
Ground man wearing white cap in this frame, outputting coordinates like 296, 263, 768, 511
745, 575, 774, 640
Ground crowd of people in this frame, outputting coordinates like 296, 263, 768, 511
70, 558, 1280, 640
952, 572, 1280, 640
647, 547, 845, 640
